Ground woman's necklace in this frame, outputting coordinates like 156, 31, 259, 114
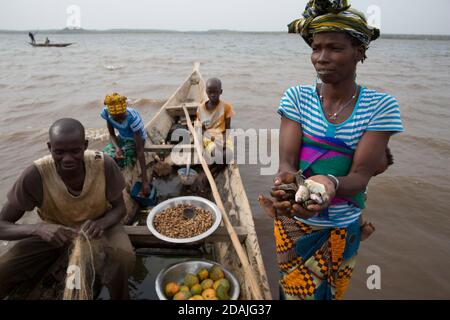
320, 84, 359, 121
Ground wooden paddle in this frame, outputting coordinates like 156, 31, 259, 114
182, 105, 264, 300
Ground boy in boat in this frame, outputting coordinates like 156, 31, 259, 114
259, 147, 394, 242
101, 93, 150, 197
45, 37, 50, 45
0, 119, 135, 299
195, 78, 235, 184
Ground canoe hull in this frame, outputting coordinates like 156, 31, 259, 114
132, 64, 272, 299
29, 43, 73, 47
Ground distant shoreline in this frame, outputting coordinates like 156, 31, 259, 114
1, 28, 450, 41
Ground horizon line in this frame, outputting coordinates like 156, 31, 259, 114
1, 28, 450, 37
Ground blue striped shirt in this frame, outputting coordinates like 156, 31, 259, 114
101, 107, 147, 141
278, 85, 404, 227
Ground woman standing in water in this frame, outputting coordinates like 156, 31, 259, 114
261, 0, 403, 300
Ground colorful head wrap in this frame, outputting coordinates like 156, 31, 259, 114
288, 0, 380, 47
104, 93, 127, 115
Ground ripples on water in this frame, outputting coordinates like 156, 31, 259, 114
0, 32, 450, 299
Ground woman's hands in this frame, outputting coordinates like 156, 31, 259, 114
302, 175, 336, 212
269, 172, 336, 219
270, 172, 316, 219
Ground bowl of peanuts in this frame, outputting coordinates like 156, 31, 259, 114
147, 196, 222, 244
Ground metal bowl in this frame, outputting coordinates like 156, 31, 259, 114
147, 196, 222, 244
155, 259, 240, 300
177, 167, 198, 186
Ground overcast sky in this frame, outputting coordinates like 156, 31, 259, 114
1, 0, 449, 35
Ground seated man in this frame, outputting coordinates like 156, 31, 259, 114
0, 118, 135, 300
196, 78, 235, 184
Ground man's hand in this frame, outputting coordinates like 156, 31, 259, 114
80, 220, 106, 239
34, 223, 78, 247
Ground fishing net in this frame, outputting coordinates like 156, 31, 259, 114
62, 231, 97, 300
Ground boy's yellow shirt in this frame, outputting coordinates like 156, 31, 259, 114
196, 100, 235, 138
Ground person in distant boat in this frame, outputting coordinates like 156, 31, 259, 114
0, 118, 135, 300
195, 78, 235, 186
28, 32, 35, 44
260, 0, 404, 300
44, 37, 50, 45
101, 93, 150, 197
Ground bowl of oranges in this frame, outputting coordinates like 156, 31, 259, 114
155, 259, 240, 300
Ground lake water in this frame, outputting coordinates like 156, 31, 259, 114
1, 32, 450, 299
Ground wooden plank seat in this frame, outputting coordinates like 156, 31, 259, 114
144, 144, 195, 153
166, 104, 198, 117
125, 226, 248, 248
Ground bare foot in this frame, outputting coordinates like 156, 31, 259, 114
258, 195, 277, 219
360, 222, 376, 241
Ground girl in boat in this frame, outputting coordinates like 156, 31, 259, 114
263, 0, 403, 300
101, 93, 150, 197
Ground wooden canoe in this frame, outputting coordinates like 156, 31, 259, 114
29, 42, 73, 47
122, 63, 272, 300
7, 63, 272, 300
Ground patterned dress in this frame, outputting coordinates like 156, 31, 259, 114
276, 85, 403, 299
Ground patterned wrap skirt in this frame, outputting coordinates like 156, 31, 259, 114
103, 138, 136, 168
275, 216, 361, 300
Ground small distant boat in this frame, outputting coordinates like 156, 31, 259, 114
29, 42, 73, 47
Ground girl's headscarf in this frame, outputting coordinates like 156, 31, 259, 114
104, 93, 127, 115
288, 0, 380, 47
